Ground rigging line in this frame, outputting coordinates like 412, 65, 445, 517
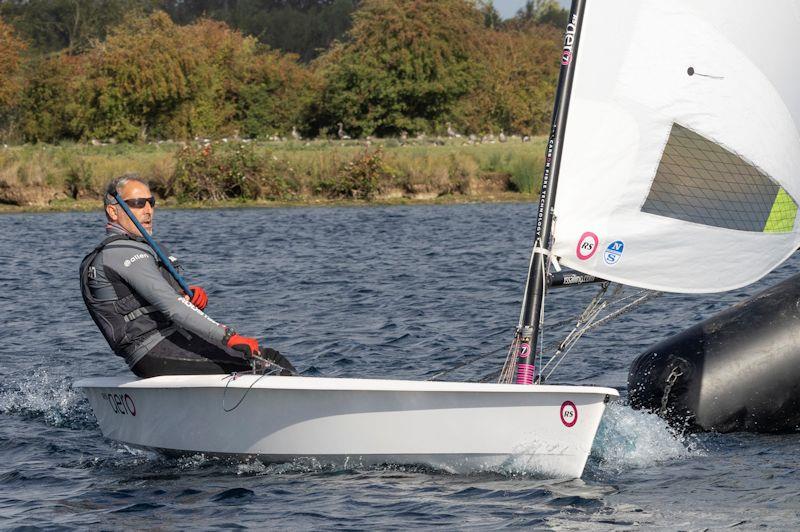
539, 302, 606, 377
221, 366, 280, 412
543, 303, 609, 381
544, 290, 655, 377
499, 338, 518, 384
538, 282, 611, 374
545, 281, 653, 331
543, 291, 661, 381
429, 327, 519, 381
428, 341, 512, 381
580, 290, 662, 331
540, 286, 649, 378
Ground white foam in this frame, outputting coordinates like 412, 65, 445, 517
0, 368, 93, 428
591, 402, 703, 473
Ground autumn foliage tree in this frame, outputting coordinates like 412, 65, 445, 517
18, 11, 315, 142
17, 53, 93, 142
9, 1, 567, 142
312, 0, 486, 137
187, 18, 318, 139
311, 0, 562, 138
86, 12, 220, 141
0, 17, 26, 131
456, 25, 562, 136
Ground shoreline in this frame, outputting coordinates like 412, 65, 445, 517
0, 191, 537, 215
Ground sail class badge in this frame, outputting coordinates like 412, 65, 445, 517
560, 401, 578, 427
576, 232, 599, 260
604, 240, 624, 266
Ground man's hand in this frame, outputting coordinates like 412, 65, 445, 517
188, 285, 208, 310
227, 334, 259, 358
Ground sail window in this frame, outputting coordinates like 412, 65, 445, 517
642, 124, 797, 233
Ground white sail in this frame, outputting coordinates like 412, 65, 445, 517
552, 0, 800, 293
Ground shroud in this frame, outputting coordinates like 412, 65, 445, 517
628, 273, 800, 433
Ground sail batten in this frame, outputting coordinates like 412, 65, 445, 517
551, 0, 800, 293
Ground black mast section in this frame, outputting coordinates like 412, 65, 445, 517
512, 0, 587, 384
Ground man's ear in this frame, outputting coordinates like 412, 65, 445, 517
106, 204, 118, 221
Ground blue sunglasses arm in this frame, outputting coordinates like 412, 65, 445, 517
113, 192, 194, 298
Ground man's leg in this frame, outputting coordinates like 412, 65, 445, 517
261, 347, 297, 376
131, 333, 297, 378
131, 332, 252, 377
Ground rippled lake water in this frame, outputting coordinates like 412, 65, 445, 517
1, 203, 798, 529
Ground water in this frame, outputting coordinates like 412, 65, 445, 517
1, 203, 798, 529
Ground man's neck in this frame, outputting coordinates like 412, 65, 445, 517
105, 222, 130, 236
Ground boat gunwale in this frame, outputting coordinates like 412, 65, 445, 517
74, 375, 619, 396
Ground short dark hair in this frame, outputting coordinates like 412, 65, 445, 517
103, 173, 150, 206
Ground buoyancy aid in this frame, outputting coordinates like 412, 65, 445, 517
79, 233, 183, 362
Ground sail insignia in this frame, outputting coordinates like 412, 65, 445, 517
641, 123, 798, 233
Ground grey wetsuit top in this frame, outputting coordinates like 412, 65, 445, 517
85, 225, 227, 367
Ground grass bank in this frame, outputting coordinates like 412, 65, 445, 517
0, 137, 546, 212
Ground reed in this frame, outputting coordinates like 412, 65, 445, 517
0, 137, 547, 207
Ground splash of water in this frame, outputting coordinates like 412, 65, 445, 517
0, 367, 95, 428
590, 402, 703, 473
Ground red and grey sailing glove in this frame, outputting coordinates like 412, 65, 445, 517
226, 332, 260, 358
188, 285, 208, 310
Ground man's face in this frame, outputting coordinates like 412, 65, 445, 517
106, 181, 154, 236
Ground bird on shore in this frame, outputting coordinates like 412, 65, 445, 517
338, 122, 351, 140
499, 130, 507, 143
447, 122, 461, 138
292, 127, 302, 141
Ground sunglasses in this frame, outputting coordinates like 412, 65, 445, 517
118, 196, 156, 209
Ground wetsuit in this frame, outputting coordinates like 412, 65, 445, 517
80, 224, 291, 377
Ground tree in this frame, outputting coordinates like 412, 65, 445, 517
86, 11, 212, 141
312, 0, 485, 137
454, 24, 562, 136
0, 17, 25, 111
511, 0, 568, 29
476, 0, 501, 29
157, 0, 356, 62
182, 17, 317, 138
17, 53, 93, 142
0, 0, 158, 54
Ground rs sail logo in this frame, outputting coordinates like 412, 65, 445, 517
604, 240, 624, 265
576, 232, 598, 260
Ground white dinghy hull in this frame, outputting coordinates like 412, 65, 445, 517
76, 375, 617, 478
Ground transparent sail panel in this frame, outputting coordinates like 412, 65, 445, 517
642, 124, 797, 233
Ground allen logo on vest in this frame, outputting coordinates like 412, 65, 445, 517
124, 253, 150, 267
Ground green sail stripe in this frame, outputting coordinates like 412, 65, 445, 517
764, 188, 798, 233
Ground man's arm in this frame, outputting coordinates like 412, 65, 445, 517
104, 242, 228, 344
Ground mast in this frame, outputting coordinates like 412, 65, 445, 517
510, 0, 588, 385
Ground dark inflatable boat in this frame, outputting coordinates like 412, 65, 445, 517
628, 272, 800, 433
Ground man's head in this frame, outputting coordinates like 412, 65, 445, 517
104, 174, 155, 236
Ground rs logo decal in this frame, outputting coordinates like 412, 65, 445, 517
560, 401, 577, 427
576, 232, 599, 260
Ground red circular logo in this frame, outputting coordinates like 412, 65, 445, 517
576, 232, 599, 260
560, 400, 578, 427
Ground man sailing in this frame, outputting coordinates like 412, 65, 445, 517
80, 174, 295, 378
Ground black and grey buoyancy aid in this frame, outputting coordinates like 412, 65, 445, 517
80, 234, 183, 360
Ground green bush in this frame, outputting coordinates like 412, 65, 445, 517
316, 148, 393, 199
168, 142, 300, 201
